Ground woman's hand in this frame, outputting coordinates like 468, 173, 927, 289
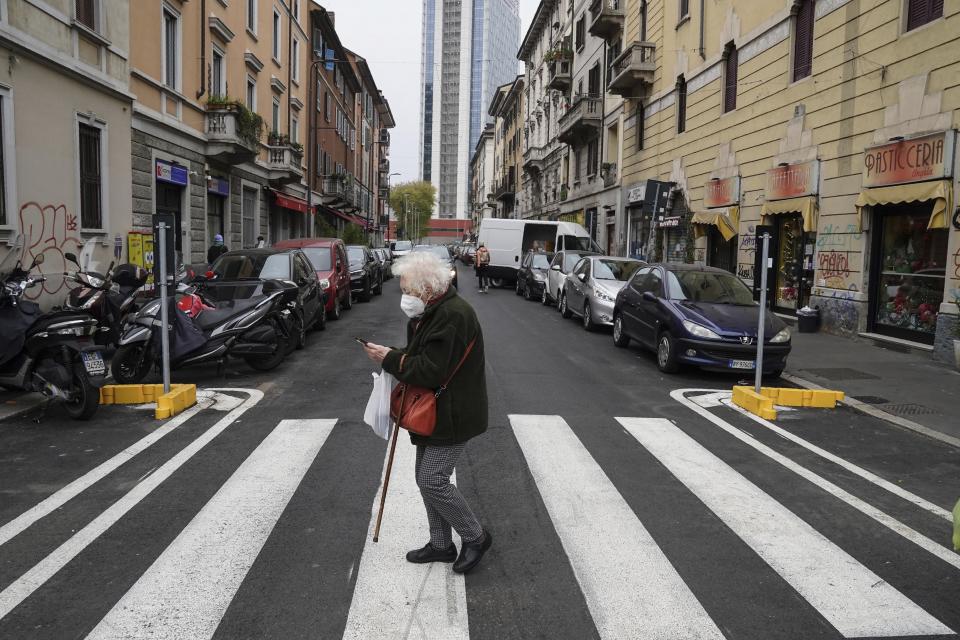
364, 342, 391, 364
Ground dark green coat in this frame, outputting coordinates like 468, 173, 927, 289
382, 288, 488, 446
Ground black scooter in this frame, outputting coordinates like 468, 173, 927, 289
0, 251, 106, 420
61, 254, 149, 348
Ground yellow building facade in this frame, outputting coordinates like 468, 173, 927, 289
618, 0, 960, 361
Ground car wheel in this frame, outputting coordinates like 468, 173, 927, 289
559, 293, 572, 319
490, 277, 504, 288
582, 301, 595, 332
343, 288, 353, 310
360, 277, 372, 302
292, 311, 306, 351
541, 287, 551, 306
613, 314, 630, 348
656, 331, 680, 373
375, 274, 383, 295
516, 280, 523, 296
315, 303, 327, 331
524, 284, 533, 301
331, 295, 342, 320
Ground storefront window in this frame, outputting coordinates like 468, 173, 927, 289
207, 194, 225, 247
775, 215, 803, 310
874, 209, 947, 339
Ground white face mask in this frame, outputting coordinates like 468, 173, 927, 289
400, 294, 426, 318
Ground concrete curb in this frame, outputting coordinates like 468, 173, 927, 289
782, 373, 960, 449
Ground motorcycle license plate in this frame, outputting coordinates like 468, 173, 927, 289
729, 359, 755, 370
82, 351, 106, 376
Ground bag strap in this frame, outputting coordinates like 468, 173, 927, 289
435, 337, 477, 397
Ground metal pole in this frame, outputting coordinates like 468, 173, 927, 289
754, 232, 770, 393
158, 222, 172, 394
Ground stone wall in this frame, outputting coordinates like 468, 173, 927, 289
933, 313, 959, 366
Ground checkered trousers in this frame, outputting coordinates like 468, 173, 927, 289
414, 444, 484, 550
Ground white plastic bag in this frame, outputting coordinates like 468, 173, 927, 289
363, 370, 396, 440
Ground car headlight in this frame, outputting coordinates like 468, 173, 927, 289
533, 273, 546, 282
319, 278, 331, 290
350, 269, 363, 277
770, 327, 791, 343
449, 269, 457, 278
682, 320, 722, 340
594, 287, 615, 302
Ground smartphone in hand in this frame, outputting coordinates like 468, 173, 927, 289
355, 337, 370, 346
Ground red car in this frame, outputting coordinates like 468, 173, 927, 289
273, 238, 352, 319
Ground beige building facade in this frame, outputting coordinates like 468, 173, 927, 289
0, 0, 133, 305
490, 76, 525, 219
618, 0, 960, 361
470, 124, 496, 226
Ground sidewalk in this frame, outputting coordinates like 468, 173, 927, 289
0, 388, 44, 422
784, 330, 960, 445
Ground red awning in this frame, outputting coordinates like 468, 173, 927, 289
274, 192, 311, 214
321, 205, 353, 223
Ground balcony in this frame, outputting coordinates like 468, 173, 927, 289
266, 145, 303, 184
495, 170, 516, 201
205, 108, 259, 164
378, 158, 390, 173
607, 42, 656, 97
588, 0, 625, 39
558, 95, 602, 144
547, 59, 572, 91
323, 176, 354, 207
523, 145, 548, 173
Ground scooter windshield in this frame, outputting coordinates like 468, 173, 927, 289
0, 236, 24, 278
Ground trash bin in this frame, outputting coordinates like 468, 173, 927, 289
797, 305, 820, 333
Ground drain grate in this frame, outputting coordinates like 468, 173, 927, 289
852, 395, 890, 405
800, 367, 881, 381
880, 403, 938, 417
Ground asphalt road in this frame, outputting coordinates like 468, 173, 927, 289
0, 264, 958, 640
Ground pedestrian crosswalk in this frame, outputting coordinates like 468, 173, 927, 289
0, 389, 957, 639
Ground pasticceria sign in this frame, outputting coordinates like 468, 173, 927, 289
862, 131, 955, 188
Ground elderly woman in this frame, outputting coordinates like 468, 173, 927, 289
363, 251, 492, 574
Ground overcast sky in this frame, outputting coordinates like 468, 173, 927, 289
318, 0, 539, 184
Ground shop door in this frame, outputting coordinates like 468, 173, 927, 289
156, 182, 185, 263
207, 194, 225, 248
773, 214, 804, 312
869, 202, 948, 344
707, 227, 737, 274
606, 222, 615, 255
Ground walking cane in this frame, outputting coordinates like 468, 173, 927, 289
373, 386, 406, 542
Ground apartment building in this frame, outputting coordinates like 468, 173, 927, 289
617, 0, 959, 362
470, 124, 496, 226
489, 76, 525, 219
0, 0, 133, 304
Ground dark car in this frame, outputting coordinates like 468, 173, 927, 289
346, 245, 382, 302
612, 264, 791, 376
411, 244, 458, 289
460, 245, 476, 266
273, 238, 352, 320
210, 248, 325, 349
373, 248, 393, 279
515, 251, 554, 301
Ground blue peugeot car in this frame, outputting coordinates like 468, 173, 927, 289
612, 263, 791, 376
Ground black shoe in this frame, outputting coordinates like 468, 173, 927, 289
452, 531, 492, 574
406, 542, 457, 564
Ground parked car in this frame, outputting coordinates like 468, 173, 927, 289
612, 264, 792, 376
346, 245, 382, 301
411, 244, 458, 289
209, 248, 326, 347
460, 245, 476, 266
391, 240, 414, 260
273, 238, 352, 320
515, 251, 555, 301
560, 256, 644, 331
373, 248, 393, 279
544, 250, 599, 307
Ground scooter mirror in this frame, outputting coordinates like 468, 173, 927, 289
64, 252, 80, 268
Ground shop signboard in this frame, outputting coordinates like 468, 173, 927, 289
657, 216, 681, 228
156, 160, 189, 186
704, 176, 741, 208
207, 176, 230, 196
862, 131, 955, 188
765, 161, 819, 200
627, 182, 647, 204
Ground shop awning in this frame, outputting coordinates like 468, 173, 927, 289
691, 206, 739, 241
760, 196, 818, 232
854, 180, 952, 230
272, 191, 311, 214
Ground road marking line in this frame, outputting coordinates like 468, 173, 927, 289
342, 433, 469, 640
86, 419, 334, 640
0, 389, 263, 621
510, 414, 724, 640
619, 416, 952, 638
672, 389, 960, 572
0, 394, 215, 548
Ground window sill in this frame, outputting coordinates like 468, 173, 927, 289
676, 14, 690, 30
272, 57, 282, 69
246, 28, 258, 42
72, 19, 111, 47
787, 73, 813, 89
900, 16, 944, 38
216, 0, 228, 7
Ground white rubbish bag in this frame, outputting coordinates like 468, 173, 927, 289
363, 370, 396, 440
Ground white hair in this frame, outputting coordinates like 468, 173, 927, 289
393, 251, 453, 298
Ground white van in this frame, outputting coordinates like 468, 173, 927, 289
476, 219, 602, 286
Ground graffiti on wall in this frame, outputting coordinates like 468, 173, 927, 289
815, 223, 862, 250
817, 296, 860, 336
816, 250, 860, 290
953, 247, 960, 280
17, 202, 84, 299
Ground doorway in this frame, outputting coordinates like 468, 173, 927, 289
156, 181, 185, 263
707, 226, 737, 273
773, 214, 804, 312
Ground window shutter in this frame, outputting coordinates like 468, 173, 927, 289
636, 103, 645, 151
906, 0, 943, 30
676, 76, 687, 133
792, 0, 814, 81
723, 45, 738, 112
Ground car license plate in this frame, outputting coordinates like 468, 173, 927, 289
729, 359, 755, 370
82, 351, 106, 376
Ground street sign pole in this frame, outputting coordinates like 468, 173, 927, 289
754, 232, 770, 394
158, 221, 172, 394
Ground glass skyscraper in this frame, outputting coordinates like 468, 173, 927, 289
419, 0, 520, 219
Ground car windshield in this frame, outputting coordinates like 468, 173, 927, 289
531, 253, 551, 269
666, 270, 756, 305
347, 247, 366, 265
301, 247, 331, 271
594, 259, 641, 281
563, 254, 583, 271
393, 241, 413, 251
213, 253, 290, 280
561, 235, 603, 253
413, 245, 451, 260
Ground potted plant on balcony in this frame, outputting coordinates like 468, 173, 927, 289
559, 184, 569, 201
290, 142, 304, 155
544, 47, 573, 63
206, 95, 233, 109
233, 102, 263, 149
267, 131, 289, 146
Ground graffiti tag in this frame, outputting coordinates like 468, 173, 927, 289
18, 202, 84, 299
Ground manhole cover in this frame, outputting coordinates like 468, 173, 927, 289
800, 368, 881, 381
880, 403, 938, 416
852, 395, 890, 405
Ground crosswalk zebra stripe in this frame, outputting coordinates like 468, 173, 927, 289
510, 414, 725, 640
618, 416, 954, 638
85, 419, 335, 640
343, 434, 470, 640
0, 389, 264, 621
671, 390, 960, 571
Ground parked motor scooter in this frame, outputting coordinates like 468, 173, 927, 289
110, 275, 298, 384
0, 246, 106, 420
62, 254, 149, 348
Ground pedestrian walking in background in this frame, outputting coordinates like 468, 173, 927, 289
363, 251, 492, 574
256, 235, 266, 249
207, 234, 228, 264
475, 243, 491, 293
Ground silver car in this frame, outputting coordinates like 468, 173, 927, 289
560, 256, 645, 331
544, 250, 598, 307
